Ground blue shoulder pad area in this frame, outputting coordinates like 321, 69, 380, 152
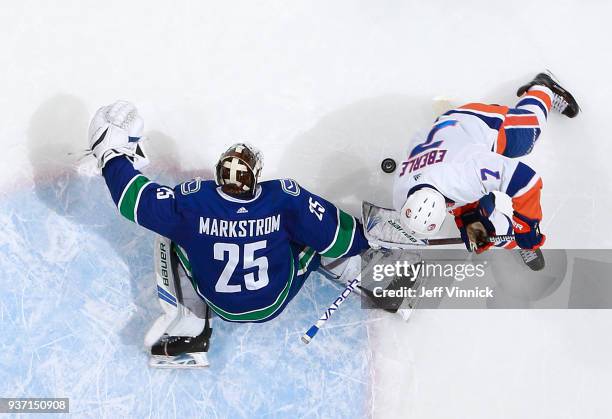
174, 179, 219, 211
279, 179, 300, 196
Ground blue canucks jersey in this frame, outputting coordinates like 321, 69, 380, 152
103, 157, 369, 322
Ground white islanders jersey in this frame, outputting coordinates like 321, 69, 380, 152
393, 105, 542, 221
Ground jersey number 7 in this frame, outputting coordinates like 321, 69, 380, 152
480, 168, 500, 181
214, 240, 270, 293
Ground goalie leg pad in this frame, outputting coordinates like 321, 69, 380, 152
144, 236, 207, 347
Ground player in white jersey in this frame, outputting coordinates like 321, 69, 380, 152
393, 72, 580, 253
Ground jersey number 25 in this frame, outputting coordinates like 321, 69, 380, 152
214, 241, 270, 293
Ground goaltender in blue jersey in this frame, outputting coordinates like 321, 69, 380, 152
103, 156, 367, 322
88, 101, 370, 367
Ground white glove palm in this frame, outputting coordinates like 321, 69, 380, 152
88, 100, 148, 170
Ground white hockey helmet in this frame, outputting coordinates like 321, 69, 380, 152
400, 187, 447, 237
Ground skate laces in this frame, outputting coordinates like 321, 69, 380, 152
552, 94, 568, 113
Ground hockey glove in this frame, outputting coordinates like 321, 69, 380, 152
512, 212, 546, 250
88, 100, 148, 170
454, 195, 496, 254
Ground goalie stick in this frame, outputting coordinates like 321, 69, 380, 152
301, 276, 360, 344
303, 250, 422, 345
318, 254, 415, 321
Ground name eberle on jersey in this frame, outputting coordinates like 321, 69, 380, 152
198, 215, 281, 238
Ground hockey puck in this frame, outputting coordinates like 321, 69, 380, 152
381, 158, 397, 173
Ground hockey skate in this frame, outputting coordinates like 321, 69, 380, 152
518, 248, 545, 271
517, 70, 580, 118
149, 322, 212, 369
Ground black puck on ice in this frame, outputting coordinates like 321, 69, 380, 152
381, 158, 397, 173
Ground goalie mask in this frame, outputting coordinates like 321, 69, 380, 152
215, 143, 263, 198
400, 187, 446, 237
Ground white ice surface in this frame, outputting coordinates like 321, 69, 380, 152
1, 1, 612, 418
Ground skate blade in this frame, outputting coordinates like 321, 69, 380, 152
149, 352, 209, 369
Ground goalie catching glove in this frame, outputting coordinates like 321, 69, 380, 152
87, 100, 149, 171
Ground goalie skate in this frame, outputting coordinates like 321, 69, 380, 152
149, 327, 211, 369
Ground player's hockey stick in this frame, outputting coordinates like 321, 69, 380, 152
427, 234, 515, 246
301, 277, 361, 344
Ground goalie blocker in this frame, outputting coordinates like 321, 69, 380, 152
319, 250, 425, 321
347, 248, 425, 321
